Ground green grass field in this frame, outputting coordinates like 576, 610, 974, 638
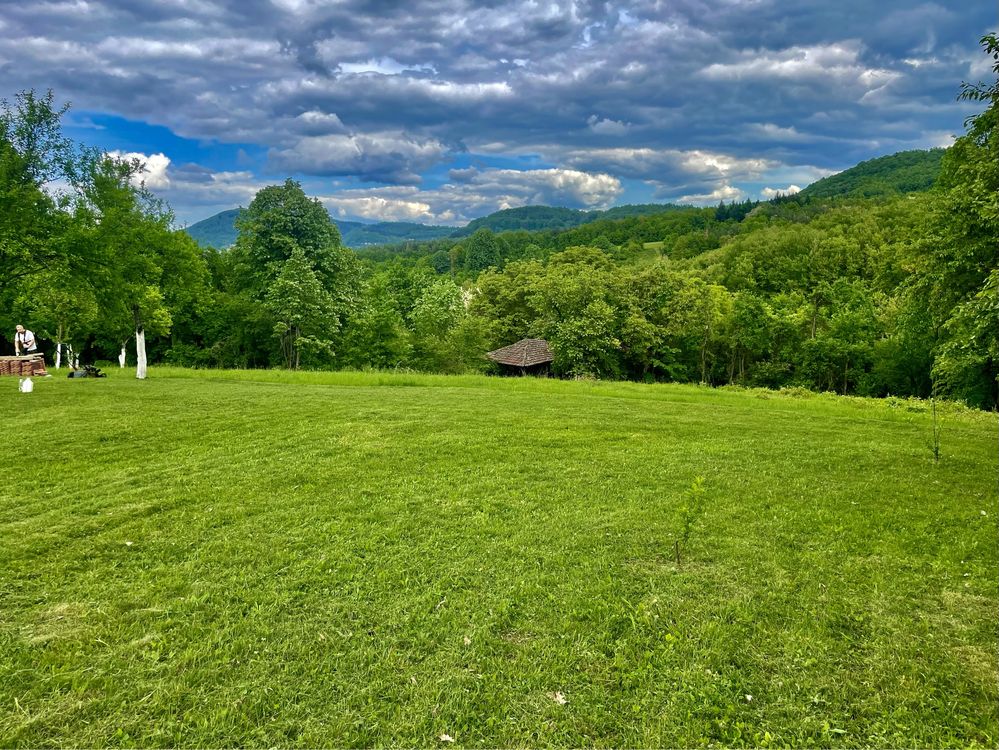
2, 368, 996, 747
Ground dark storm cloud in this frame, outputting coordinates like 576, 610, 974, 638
1, 0, 993, 219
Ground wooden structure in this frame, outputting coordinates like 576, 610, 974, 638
0, 355, 47, 377
485, 338, 553, 375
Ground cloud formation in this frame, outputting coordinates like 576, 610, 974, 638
2, 0, 992, 222
269, 132, 450, 183
323, 166, 624, 224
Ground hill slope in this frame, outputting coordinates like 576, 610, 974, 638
184, 211, 454, 249
185, 203, 688, 248
183, 208, 242, 249
451, 203, 685, 237
799, 148, 945, 200
2, 368, 995, 746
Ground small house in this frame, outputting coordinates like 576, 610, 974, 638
485, 338, 553, 376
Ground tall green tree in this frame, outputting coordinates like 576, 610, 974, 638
908, 33, 999, 407
265, 245, 337, 369
463, 228, 502, 273
77, 156, 204, 378
228, 180, 360, 366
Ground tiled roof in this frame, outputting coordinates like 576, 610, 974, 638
486, 338, 553, 367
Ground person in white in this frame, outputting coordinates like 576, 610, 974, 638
14, 325, 37, 355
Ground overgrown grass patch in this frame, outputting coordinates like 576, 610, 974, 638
1, 368, 996, 746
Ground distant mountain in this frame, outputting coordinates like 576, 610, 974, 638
184, 209, 242, 249
450, 203, 685, 237
340, 221, 455, 246
798, 149, 945, 200
184, 202, 687, 249
452, 206, 591, 236
183, 210, 453, 249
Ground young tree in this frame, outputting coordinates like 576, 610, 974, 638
78, 156, 203, 378
0, 133, 60, 300
408, 277, 467, 371
15, 267, 97, 368
338, 273, 411, 369
265, 245, 337, 369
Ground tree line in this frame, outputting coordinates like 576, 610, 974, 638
1, 35, 995, 407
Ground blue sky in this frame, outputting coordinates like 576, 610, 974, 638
2, 1, 993, 225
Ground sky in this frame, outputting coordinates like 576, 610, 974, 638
2, 1, 994, 226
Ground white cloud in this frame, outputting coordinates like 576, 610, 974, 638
94, 36, 279, 62
106, 155, 266, 223
700, 41, 900, 97
467, 167, 623, 210
916, 130, 956, 148
293, 110, 348, 135
555, 145, 777, 181
760, 184, 801, 198
750, 122, 807, 141
969, 53, 994, 79
587, 115, 630, 135
109, 150, 171, 189
324, 194, 437, 223
677, 184, 746, 205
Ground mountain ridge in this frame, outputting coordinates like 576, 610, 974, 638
183, 148, 946, 249
798, 148, 945, 200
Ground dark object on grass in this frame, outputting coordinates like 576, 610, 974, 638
486, 338, 553, 375
68, 365, 106, 379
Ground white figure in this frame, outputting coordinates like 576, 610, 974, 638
19, 377, 33, 393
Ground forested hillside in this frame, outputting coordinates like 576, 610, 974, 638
2, 36, 996, 407
798, 148, 945, 199
184, 208, 243, 248
184, 211, 454, 249
185, 202, 690, 248
451, 203, 685, 236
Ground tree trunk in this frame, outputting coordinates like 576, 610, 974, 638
119, 342, 127, 368
700, 337, 708, 385
55, 323, 63, 369
135, 327, 147, 379
134, 307, 147, 379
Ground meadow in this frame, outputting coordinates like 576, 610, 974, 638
1, 368, 996, 747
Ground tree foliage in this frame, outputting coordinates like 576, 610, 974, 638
3, 42, 997, 409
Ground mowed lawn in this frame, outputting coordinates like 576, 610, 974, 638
1, 369, 996, 747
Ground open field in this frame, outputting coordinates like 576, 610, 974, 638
1, 368, 997, 747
